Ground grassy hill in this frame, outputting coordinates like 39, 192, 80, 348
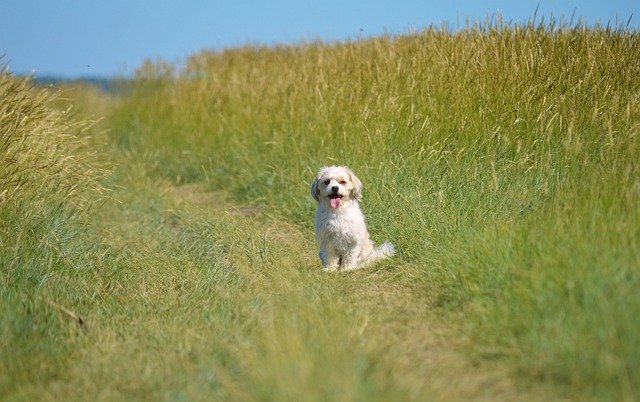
1, 21, 639, 401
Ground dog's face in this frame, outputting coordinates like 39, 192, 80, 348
311, 166, 362, 209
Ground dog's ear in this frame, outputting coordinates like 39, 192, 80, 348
312, 167, 330, 202
311, 176, 321, 202
347, 168, 363, 200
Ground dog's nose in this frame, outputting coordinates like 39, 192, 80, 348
331, 185, 339, 193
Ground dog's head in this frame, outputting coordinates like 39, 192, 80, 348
311, 166, 362, 209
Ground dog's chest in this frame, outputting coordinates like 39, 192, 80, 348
315, 206, 365, 242
325, 214, 356, 235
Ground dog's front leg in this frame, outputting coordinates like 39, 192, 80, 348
341, 246, 362, 271
320, 249, 340, 271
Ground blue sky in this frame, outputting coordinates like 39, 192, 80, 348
2, 1, 638, 78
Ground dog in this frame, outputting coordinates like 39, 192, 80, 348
311, 166, 395, 271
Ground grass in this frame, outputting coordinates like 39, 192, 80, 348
1, 19, 639, 401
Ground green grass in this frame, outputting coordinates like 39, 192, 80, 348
1, 19, 639, 401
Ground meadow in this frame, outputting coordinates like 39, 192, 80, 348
1, 20, 639, 401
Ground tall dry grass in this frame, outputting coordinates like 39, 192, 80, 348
0, 70, 106, 396
108, 20, 640, 399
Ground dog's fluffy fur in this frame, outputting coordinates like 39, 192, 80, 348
311, 166, 395, 271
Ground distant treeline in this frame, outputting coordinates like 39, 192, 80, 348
30, 75, 121, 92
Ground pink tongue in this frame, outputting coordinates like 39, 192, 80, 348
330, 197, 342, 208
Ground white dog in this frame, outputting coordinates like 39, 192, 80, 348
311, 166, 395, 271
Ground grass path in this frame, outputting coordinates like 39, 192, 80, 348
163, 181, 560, 401
36, 169, 556, 401
0, 147, 561, 401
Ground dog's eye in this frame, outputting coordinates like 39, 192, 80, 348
339, 180, 347, 185
323, 180, 330, 185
